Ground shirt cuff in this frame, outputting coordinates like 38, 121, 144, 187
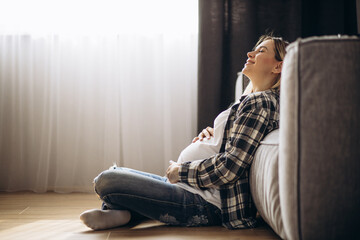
179, 162, 189, 183
179, 161, 202, 187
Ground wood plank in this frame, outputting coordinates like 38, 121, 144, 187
0, 192, 280, 240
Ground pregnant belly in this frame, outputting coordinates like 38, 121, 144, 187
177, 137, 221, 163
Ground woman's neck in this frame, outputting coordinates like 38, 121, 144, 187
251, 75, 277, 93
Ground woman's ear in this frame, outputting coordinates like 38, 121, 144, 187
272, 61, 283, 74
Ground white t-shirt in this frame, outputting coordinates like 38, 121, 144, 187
175, 107, 232, 209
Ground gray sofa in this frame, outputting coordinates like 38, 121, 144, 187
244, 36, 360, 240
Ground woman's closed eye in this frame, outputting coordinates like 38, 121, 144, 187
256, 46, 268, 53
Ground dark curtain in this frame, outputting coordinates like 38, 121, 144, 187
197, 0, 358, 131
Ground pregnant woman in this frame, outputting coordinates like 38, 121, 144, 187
80, 34, 288, 230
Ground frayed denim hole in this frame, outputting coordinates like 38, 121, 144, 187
159, 213, 180, 225
186, 214, 209, 227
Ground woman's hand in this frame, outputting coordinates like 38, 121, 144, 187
192, 127, 214, 143
166, 160, 180, 184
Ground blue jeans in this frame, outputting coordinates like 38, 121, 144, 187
94, 167, 222, 227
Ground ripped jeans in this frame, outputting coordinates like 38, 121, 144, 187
94, 167, 222, 227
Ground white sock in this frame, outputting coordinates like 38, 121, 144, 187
80, 209, 131, 230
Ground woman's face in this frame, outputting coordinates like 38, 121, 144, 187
242, 39, 280, 81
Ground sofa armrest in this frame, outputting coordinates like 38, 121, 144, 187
279, 35, 360, 240
235, 72, 250, 101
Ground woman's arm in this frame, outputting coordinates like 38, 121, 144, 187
177, 97, 271, 188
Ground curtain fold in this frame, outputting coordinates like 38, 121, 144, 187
0, 33, 198, 193
197, 0, 358, 131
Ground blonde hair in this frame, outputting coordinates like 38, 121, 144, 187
243, 34, 289, 95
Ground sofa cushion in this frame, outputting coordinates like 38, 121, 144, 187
249, 129, 286, 239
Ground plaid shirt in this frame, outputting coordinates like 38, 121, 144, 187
179, 88, 280, 229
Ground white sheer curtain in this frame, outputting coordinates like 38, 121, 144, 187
0, 0, 198, 193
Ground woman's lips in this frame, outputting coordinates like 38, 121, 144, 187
245, 60, 254, 65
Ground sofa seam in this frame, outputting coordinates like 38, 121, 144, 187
297, 38, 302, 240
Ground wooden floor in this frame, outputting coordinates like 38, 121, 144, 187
0, 192, 280, 240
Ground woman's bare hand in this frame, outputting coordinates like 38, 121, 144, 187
166, 160, 180, 184
192, 127, 214, 143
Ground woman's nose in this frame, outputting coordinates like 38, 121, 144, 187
247, 51, 254, 58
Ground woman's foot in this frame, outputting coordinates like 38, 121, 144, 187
80, 209, 131, 230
